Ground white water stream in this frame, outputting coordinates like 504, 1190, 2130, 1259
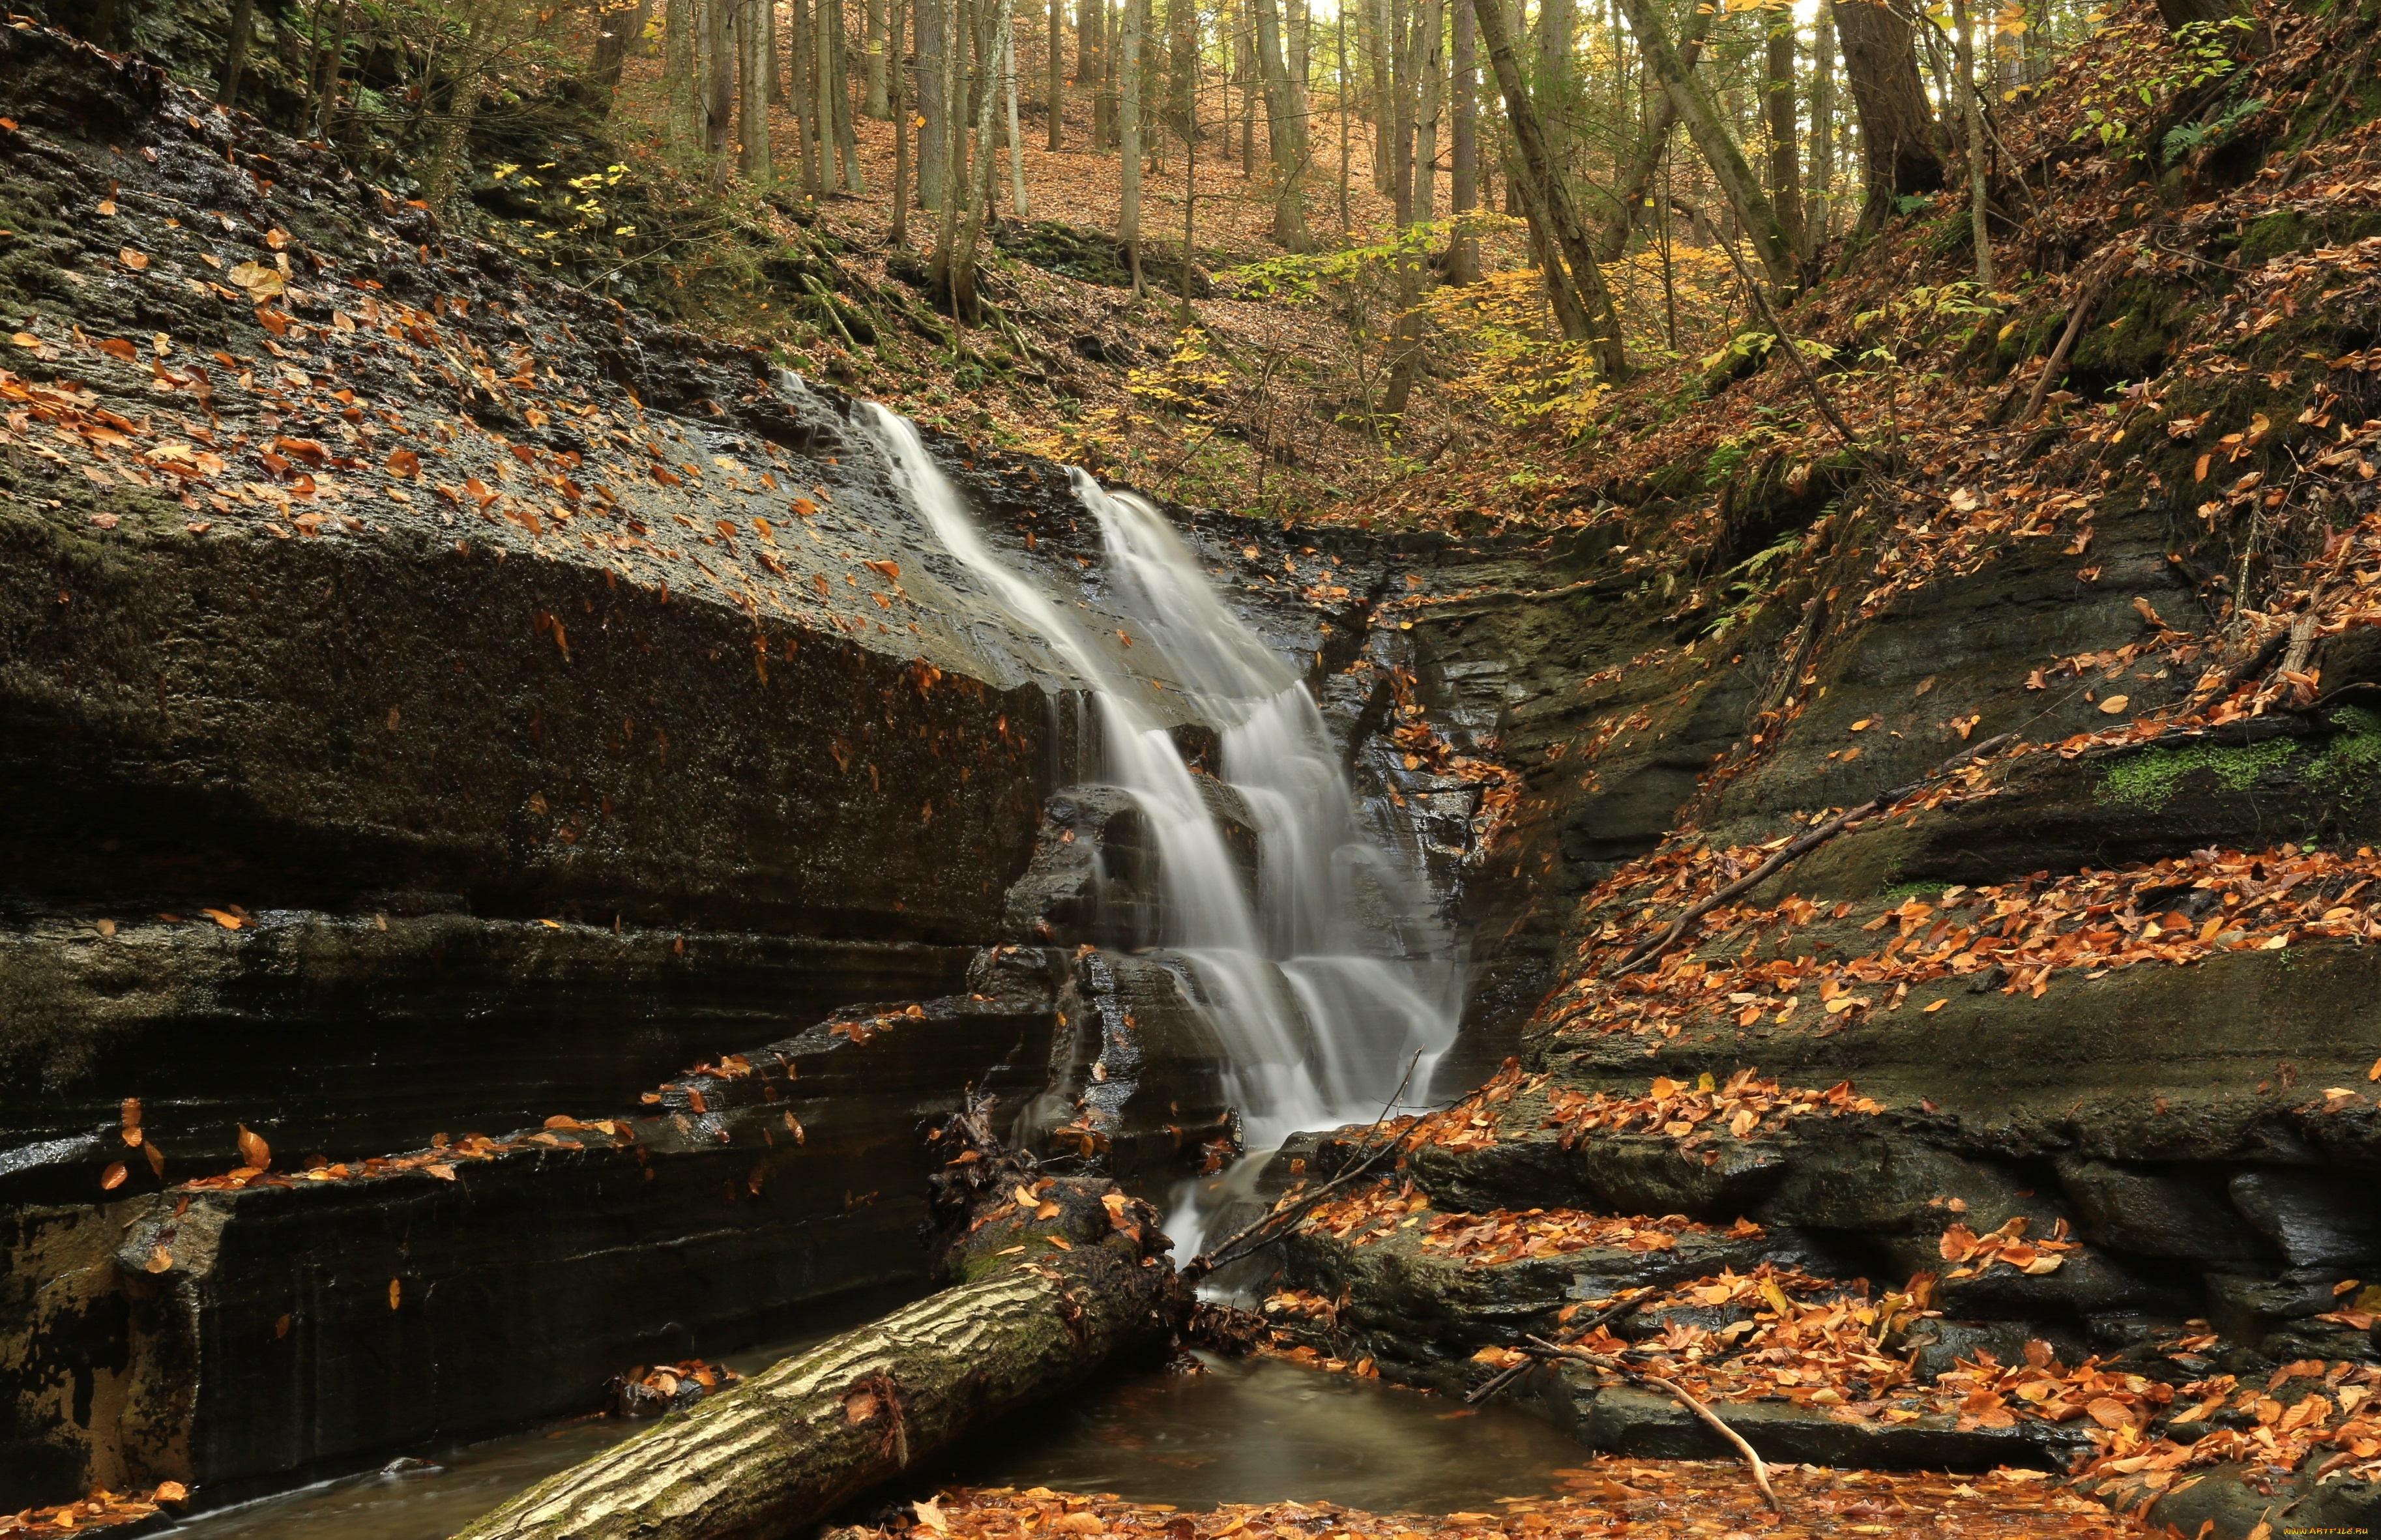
860, 405, 1459, 1257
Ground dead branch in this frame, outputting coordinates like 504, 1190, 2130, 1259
1521, 1337, 1782, 1515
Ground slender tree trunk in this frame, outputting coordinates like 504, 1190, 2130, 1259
1120, 0, 1145, 290
1535, 0, 1571, 174
1503, 142, 1589, 340
667, 0, 703, 155
1610, 0, 1799, 289
1098, 0, 1118, 148
1251, 0, 1312, 250
836, 0, 869, 188
893, 0, 913, 239
918, 0, 948, 202
1764, 17, 1803, 254
820, 0, 845, 186
1077, 0, 1102, 83
1807, 0, 1835, 256
867, 0, 892, 114
1048, 0, 1065, 145
706, 0, 736, 186
218, 0, 256, 106
1006, 14, 1029, 214
1335, 7, 1351, 232
1951, 0, 1993, 285
1414, 0, 1442, 223
950, 0, 1012, 312
1834, 0, 1943, 233
1472, 0, 1626, 375
740, 0, 774, 179
1390, 0, 1414, 220
1593, 0, 1709, 263
1447, 0, 1478, 280
929, 0, 967, 294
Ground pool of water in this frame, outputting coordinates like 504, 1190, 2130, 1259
162, 1353, 1578, 1540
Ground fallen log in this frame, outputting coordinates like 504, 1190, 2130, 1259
454, 1098, 1186, 1540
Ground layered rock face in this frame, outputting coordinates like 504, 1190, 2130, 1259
0, 26, 1510, 1513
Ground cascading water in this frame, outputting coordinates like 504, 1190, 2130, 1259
859, 403, 1459, 1257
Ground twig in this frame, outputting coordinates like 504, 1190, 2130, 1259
1521, 1337, 1781, 1514
1607, 732, 2016, 978
2014, 258, 2118, 425
1687, 203, 1863, 458
1184, 1053, 1453, 1281
1462, 1294, 1645, 1406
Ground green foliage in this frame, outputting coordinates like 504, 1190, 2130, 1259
2163, 96, 2267, 162
2067, 16, 2256, 154
2309, 708, 2381, 795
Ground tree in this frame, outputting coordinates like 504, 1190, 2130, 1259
1446, 0, 1479, 282
1764, 12, 1803, 254
1833, 0, 1943, 235
1807, 0, 1835, 255
738, 0, 774, 180
919, 0, 949, 203
1950, 0, 1993, 285
590, 0, 652, 113
218, 0, 256, 106
1049, 0, 1065, 147
706, 0, 735, 187
1251, 0, 1313, 250
867, 0, 892, 114
1610, 0, 1800, 289
1471, 0, 1627, 377
1594, 0, 1711, 265
1120, 0, 1146, 290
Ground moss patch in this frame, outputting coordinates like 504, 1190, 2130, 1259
2096, 737, 2298, 809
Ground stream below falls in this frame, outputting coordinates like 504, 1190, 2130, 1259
161, 1352, 1582, 1540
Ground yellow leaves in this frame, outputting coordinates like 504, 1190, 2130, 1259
227, 260, 283, 297
143, 1243, 175, 1273
10, 331, 39, 347
2098, 695, 2131, 714
203, 907, 244, 930
388, 1278, 402, 1310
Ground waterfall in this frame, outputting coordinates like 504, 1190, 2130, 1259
860, 405, 1459, 1257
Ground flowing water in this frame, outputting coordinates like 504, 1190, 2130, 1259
859, 408, 1461, 1255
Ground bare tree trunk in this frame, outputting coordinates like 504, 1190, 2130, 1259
1006, 12, 1029, 214
1367, 0, 1395, 192
950, 0, 1012, 311
1764, 17, 1803, 254
1098, 0, 1118, 148
1472, 0, 1626, 375
1446, 0, 1478, 280
1807, 0, 1834, 256
1834, 0, 1943, 235
1592, 0, 1710, 263
1251, 0, 1313, 250
893, 0, 913, 239
706, 0, 737, 187
1120, 0, 1145, 290
1610, 0, 1799, 289
1503, 141, 1589, 340
1950, 0, 1993, 285
1077, 0, 1102, 84
797, 0, 830, 190
594, 0, 651, 110
1049, 0, 1065, 145
739, 0, 774, 179
218, 0, 256, 106
1535, 0, 1571, 175
867, 0, 892, 113
836, 0, 869, 187
1414, 0, 1442, 222
918, 0, 948, 202
929, 0, 969, 296
1335, 6, 1351, 232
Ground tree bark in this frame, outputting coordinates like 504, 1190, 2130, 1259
1119, 0, 1144, 290
1807, 0, 1835, 257
1049, 0, 1065, 146
666, 0, 704, 157
455, 1170, 1182, 1540
591, 0, 652, 112
218, 0, 256, 106
868, 0, 892, 114
1006, 10, 1029, 214
1077, 0, 1102, 85
705, 0, 736, 187
1951, 0, 1993, 285
1251, 0, 1312, 250
1446, 0, 1478, 282
918, 0, 948, 203
1367, 0, 1395, 193
1471, 0, 1624, 377
739, 0, 774, 180
1764, 18, 1803, 254
893, 0, 913, 240
1833, 0, 1943, 235
1414, 0, 1442, 223
1609, 0, 1798, 291
1592, 0, 1710, 264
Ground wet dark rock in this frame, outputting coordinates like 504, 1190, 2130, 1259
2055, 1157, 2270, 1261
2228, 1168, 2381, 1269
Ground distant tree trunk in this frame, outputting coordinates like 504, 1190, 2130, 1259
740, 0, 775, 178
1472, 0, 1626, 376
1446, 0, 1477, 280
1167, 0, 1197, 136
1807, 0, 1835, 255
1414, 0, 1442, 222
1593, 0, 1709, 263
1764, 17, 1802, 254
1006, 13, 1029, 213
1120, 0, 1145, 289
592, 0, 650, 110
867, 0, 892, 114
949, 0, 1013, 312
834, 0, 868, 188
218, 0, 256, 106
919, 0, 948, 202
1611, 0, 1798, 290
1335, 6, 1351, 231
1834, 0, 1943, 234
1049, 0, 1065, 146
1076, 0, 1102, 83
1367, 0, 1395, 193
1502, 143, 1589, 340
893, 0, 913, 239
1098, 0, 1118, 148
1951, 0, 1993, 285
1535, 0, 1571, 172
666, 0, 703, 156
929, 0, 968, 294
792, 0, 826, 190
1251, 0, 1312, 250
706, 0, 736, 186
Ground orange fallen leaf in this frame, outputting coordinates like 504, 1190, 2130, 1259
237, 1124, 271, 1170
203, 907, 243, 930
101, 1161, 128, 1191
119, 248, 150, 270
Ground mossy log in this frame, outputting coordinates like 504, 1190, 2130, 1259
454, 1129, 1184, 1540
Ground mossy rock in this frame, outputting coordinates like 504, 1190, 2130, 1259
2069, 277, 2195, 389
